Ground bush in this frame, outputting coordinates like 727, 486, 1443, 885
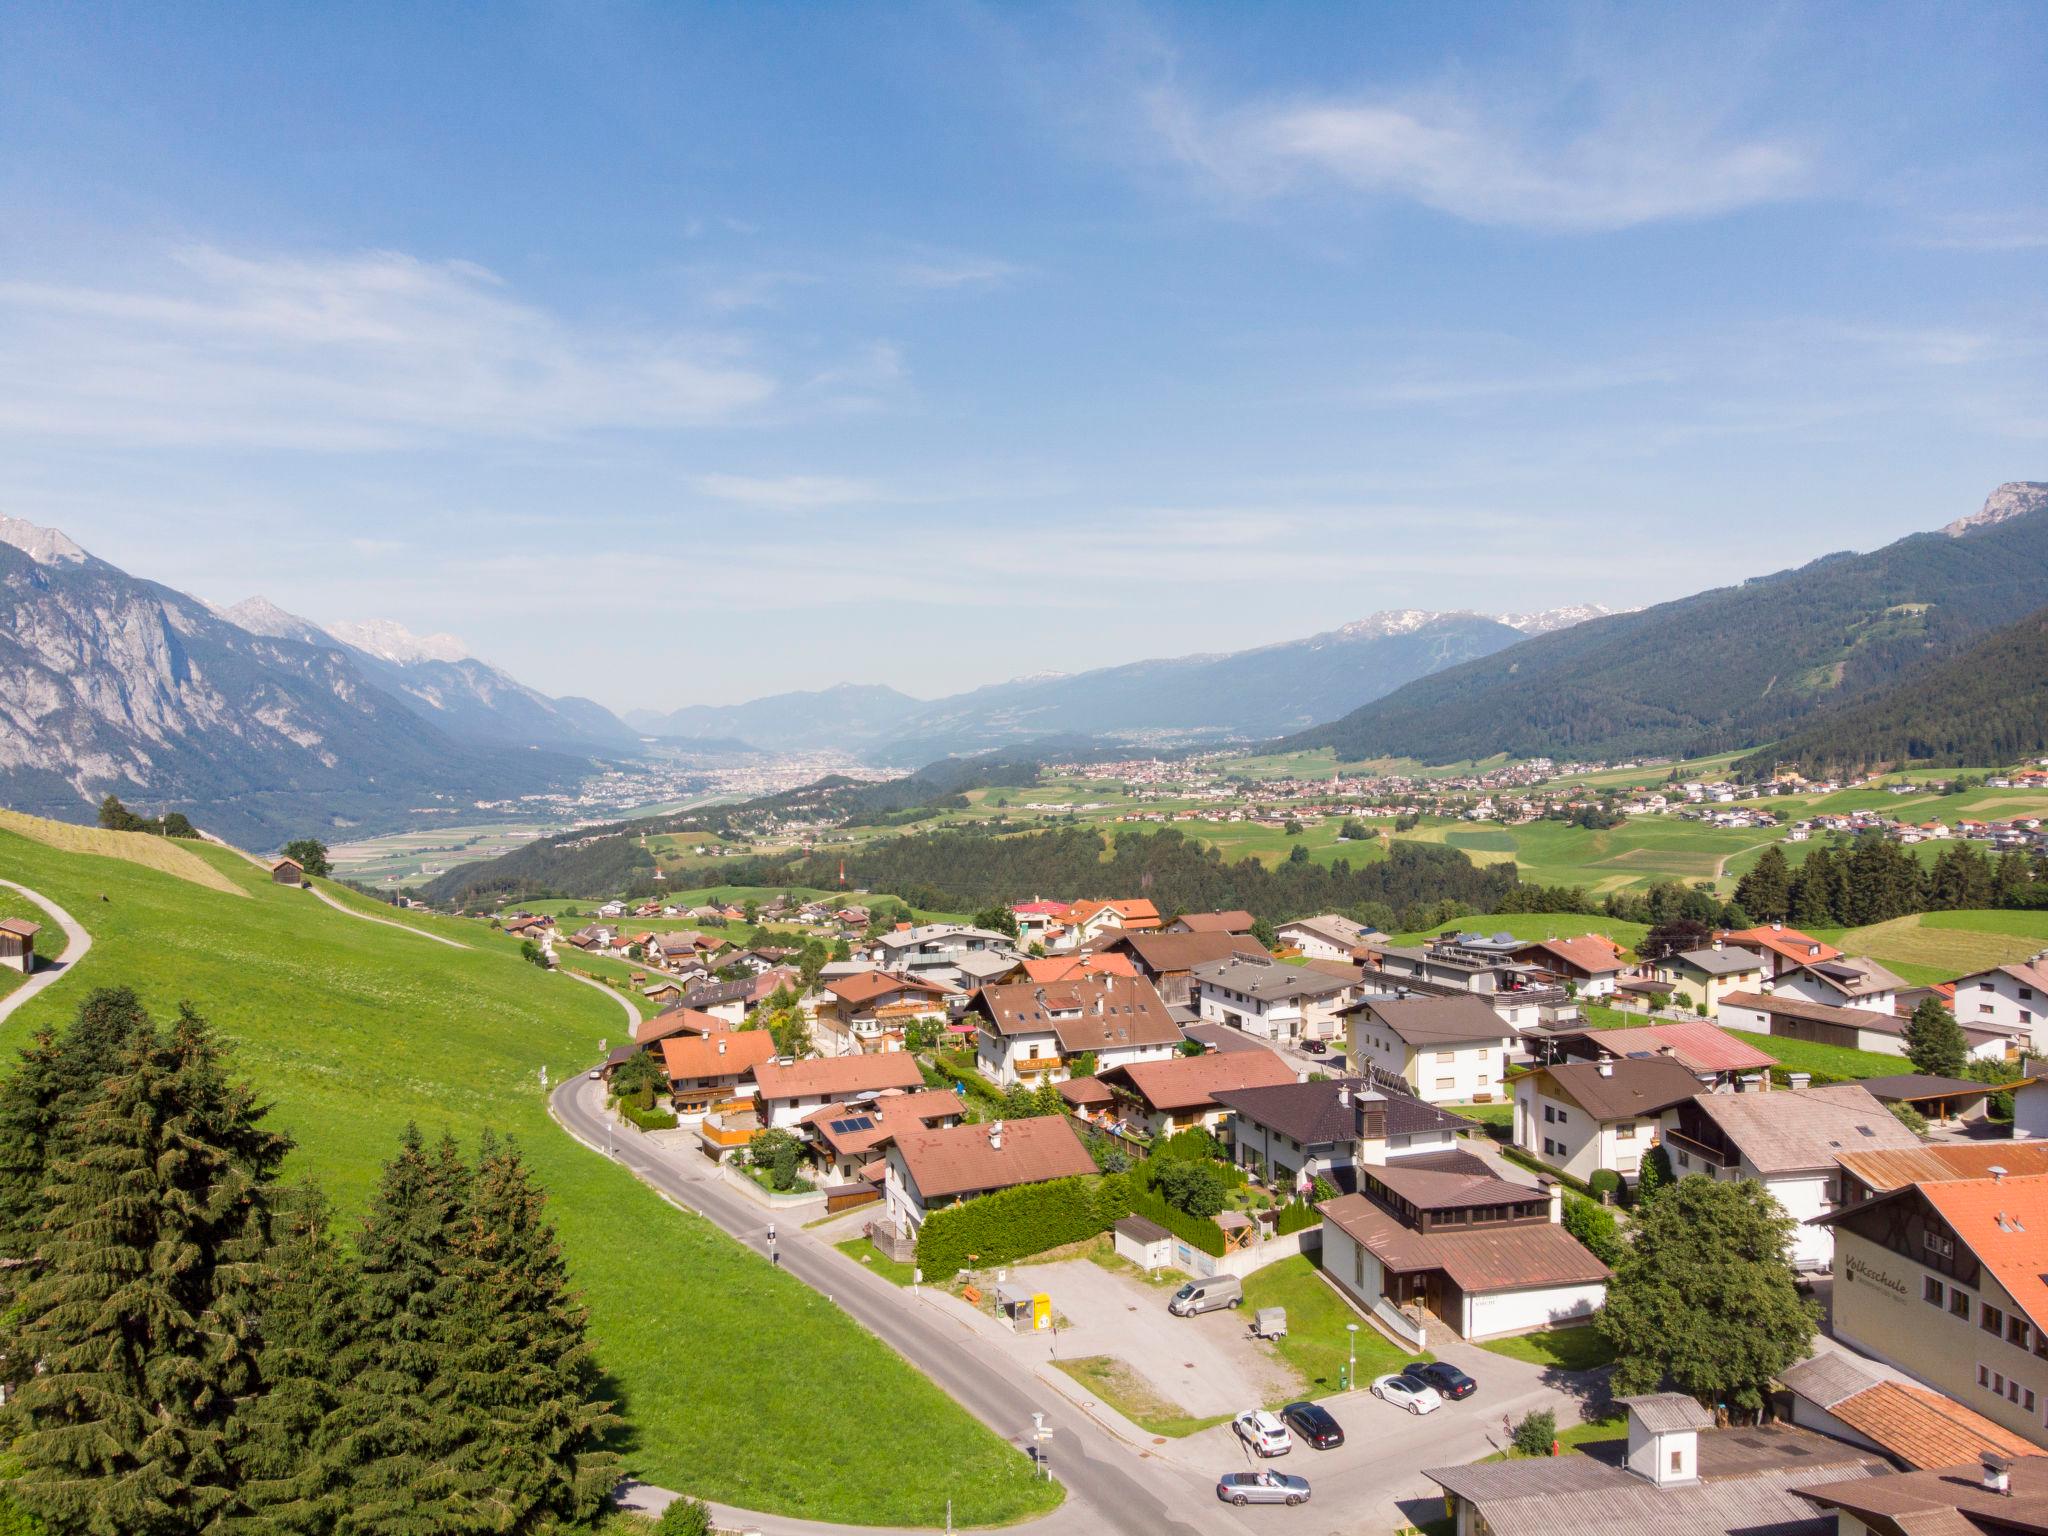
1154, 1159, 1227, 1219
1890, 1101, 1930, 1137
1274, 1197, 1320, 1237
1512, 1409, 1557, 1456
1967, 1058, 2024, 1120
620, 1102, 678, 1132
1128, 1183, 1226, 1257
915, 1174, 1112, 1279
1154, 1126, 1222, 1162
1634, 1144, 1674, 1206
1561, 1191, 1624, 1266
655, 1497, 713, 1536
748, 1127, 805, 1192
1587, 1169, 1622, 1204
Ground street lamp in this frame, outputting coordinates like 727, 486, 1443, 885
1346, 1323, 1359, 1391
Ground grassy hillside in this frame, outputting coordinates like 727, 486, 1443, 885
0, 820, 1054, 1526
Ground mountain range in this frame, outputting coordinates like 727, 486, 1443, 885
0, 516, 638, 846
624, 606, 1623, 762
1282, 482, 2048, 766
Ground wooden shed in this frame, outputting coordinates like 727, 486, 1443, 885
270, 857, 305, 886
0, 918, 39, 975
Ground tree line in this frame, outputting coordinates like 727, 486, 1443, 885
1732, 835, 2048, 928
0, 989, 616, 1536
715, 825, 1519, 931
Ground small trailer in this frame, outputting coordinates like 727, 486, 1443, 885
1251, 1306, 1288, 1341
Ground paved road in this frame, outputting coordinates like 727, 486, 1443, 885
0, 880, 91, 1025
560, 966, 642, 1030
303, 881, 471, 948
550, 1073, 1230, 1536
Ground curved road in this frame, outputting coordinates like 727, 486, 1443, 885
550, 1073, 1226, 1536
302, 882, 471, 949
0, 880, 92, 1025
560, 966, 641, 1030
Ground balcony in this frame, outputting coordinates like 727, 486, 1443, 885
1663, 1129, 1738, 1170
701, 1106, 763, 1150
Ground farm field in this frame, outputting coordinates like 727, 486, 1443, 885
0, 819, 1055, 1526
1801, 912, 2048, 986
1394, 816, 1781, 895
327, 819, 561, 887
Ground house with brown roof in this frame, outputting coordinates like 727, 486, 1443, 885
1815, 1172, 2048, 1449
1189, 955, 1357, 1048
1511, 1056, 1707, 1186
1321, 1148, 1610, 1340
1343, 992, 1518, 1105
969, 973, 1179, 1087
1952, 955, 2048, 1055
1503, 934, 1629, 998
1165, 910, 1255, 937
754, 1052, 928, 1129
1210, 1078, 1470, 1194
1066, 897, 1162, 945
633, 1006, 725, 1051
1091, 1049, 1298, 1140
1837, 1142, 2048, 1207
812, 970, 954, 1058
1426, 1394, 1885, 1536
0, 917, 40, 975
1795, 1451, 2048, 1534
1665, 1083, 1922, 1270
800, 1089, 966, 1186
1719, 989, 2020, 1064
1095, 929, 1270, 1005
1779, 1350, 2037, 1471
882, 1114, 1095, 1236
659, 1030, 777, 1114
1547, 1019, 1778, 1087
1774, 956, 1909, 1016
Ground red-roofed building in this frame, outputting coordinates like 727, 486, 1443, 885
884, 1115, 1095, 1236
1553, 1020, 1778, 1086
1010, 899, 1072, 948
1504, 934, 1629, 998
1718, 923, 1844, 979
1068, 897, 1162, 944
812, 970, 955, 1058
1017, 951, 1138, 985
659, 1030, 777, 1113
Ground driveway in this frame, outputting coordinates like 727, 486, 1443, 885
0, 880, 91, 1026
1000, 1260, 1293, 1416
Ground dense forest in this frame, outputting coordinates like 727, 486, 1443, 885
1736, 606, 2048, 778
1281, 499, 2048, 764
718, 825, 1518, 931
1730, 836, 2048, 926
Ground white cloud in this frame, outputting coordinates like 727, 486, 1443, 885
893, 256, 1025, 290
1146, 78, 1808, 232
693, 473, 881, 509
0, 246, 780, 449
1908, 211, 2048, 252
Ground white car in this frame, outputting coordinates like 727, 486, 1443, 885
1370, 1374, 1444, 1415
1232, 1408, 1292, 1457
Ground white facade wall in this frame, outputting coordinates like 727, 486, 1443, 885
1662, 1131, 1838, 1269
2016, 1080, 2048, 1141
1464, 1282, 1605, 1341
1957, 969, 2048, 1054
1513, 1081, 1657, 1183
1773, 974, 1898, 1015
1230, 1116, 1350, 1190
1351, 1021, 1511, 1104
1277, 923, 1354, 961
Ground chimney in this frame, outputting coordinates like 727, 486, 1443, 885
989, 1119, 1004, 1150
1598, 1054, 1614, 1078
1787, 1071, 1810, 1091
1338, 1084, 1351, 1108
1771, 920, 1783, 932
717, 1037, 726, 1056
1984, 1453, 2013, 1495
1712, 938, 1724, 952
1992, 1164, 2009, 1183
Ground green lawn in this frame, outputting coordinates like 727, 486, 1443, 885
0, 820, 1056, 1526
835, 1236, 918, 1287
1479, 1325, 1616, 1372
1722, 1029, 1901, 1080
1050, 1356, 1232, 1438
1241, 1255, 1423, 1398
0, 886, 47, 1002
1445, 1101, 1514, 1128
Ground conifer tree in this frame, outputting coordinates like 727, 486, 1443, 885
448, 1134, 619, 1530
1732, 844, 1791, 922
9, 1004, 290, 1536
232, 1183, 362, 1535
1787, 845, 1838, 927
1904, 999, 1969, 1080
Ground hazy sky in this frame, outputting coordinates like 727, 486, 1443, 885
1, 3, 2043, 708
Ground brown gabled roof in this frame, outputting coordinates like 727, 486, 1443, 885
891, 1114, 1095, 1200
0, 918, 40, 940
1528, 1057, 1705, 1122
753, 1052, 926, 1103
660, 1030, 776, 1083
1364, 1150, 1542, 1213
972, 974, 1179, 1054
1722, 989, 2014, 1047
1321, 1193, 1610, 1294
1344, 992, 1509, 1046
1171, 910, 1255, 934
1515, 934, 1628, 976
1795, 1452, 2048, 1529
1105, 929, 1271, 975
803, 1089, 965, 1157
1687, 1083, 1922, 1175
1836, 1142, 2048, 1195
634, 1007, 725, 1046
1098, 1049, 1297, 1112
826, 970, 955, 1006
1570, 1020, 1777, 1075
1780, 1355, 2036, 1471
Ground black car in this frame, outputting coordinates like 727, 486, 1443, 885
1401, 1360, 1477, 1400
1278, 1401, 1344, 1450
1298, 1037, 1328, 1055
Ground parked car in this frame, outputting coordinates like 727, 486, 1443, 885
1278, 1401, 1344, 1450
1370, 1373, 1444, 1415
1401, 1360, 1477, 1401
1216, 1470, 1311, 1507
1299, 1037, 1328, 1055
1168, 1274, 1243, 1316
1233, 1409, 1292, 1457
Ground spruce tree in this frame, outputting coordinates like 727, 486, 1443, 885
329, 1129, 478, 1536
1904, 999, 1969, 1080
9, 1005, 290, 1536
1732, 844, 1790, 922
449, 1134, 619, 1530
232, 1183, 362, 1536
1787, 846, 1837, 928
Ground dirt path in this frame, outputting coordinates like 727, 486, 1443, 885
0, 880, 92, 1025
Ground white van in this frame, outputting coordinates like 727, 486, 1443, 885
1168, 1273, 1242, 1316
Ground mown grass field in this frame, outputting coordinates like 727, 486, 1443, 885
1241, 1254, 1419, 1396
0, 885, 46, 1001
0, 821, 1055, 1526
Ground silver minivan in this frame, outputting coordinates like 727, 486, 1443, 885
1168, 1273, 1243, 1316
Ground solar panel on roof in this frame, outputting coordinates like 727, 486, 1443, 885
828, 1116, 876, 1135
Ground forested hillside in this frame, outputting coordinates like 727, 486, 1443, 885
722, 825, 1517, 930
1283, 489, 2048, 765
1737, 605, 2048, 777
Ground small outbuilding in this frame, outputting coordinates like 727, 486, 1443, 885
0, 917, 40, 975
270, 857, 305, 886
1112, 1214, 1174, 1273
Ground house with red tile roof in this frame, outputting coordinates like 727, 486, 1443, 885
754, 1052, 927, 1129
1016, 951, 1137, 985
800, 1089, 966, 1186
970, 973, 1180, 1086
1092, 1048, 1298, 1139
1067, 897, 1162, 944
1504, 934, 1629, 997
883, 1114, 1095, 1237
812, 970, 955, 1058
1779, 1350, 2037, 1471
658, 1030, 777, 1114
1550, 1020, 1778, 1086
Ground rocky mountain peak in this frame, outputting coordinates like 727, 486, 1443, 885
327, 618, 470, 665
1945, 481, 2048, 537
0, 515, 90, 567
1496, 603, 1627, 635
219, 596, 333, 647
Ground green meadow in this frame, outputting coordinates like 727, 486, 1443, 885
0, 820, 1056, 1527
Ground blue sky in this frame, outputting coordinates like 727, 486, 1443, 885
1, 3, 2043, 708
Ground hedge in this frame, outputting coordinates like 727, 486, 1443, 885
1498, 1143, 1590, 1196
1128, 1184, 1227, 1258
1273, 1197, 1320, 1237
915, 1174, 1127, 1279
621, 1102, 679, 1132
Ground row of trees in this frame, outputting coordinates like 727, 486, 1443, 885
0, 988, 616, 1536
1735, 837, 2048, 928
94, 794, 198, 839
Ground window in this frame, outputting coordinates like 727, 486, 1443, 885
1982, 1005, 1996, 1016
2012, 1316, 2033, 1351
1982, 1364, 1993, 1388
1984, 1302, 2005, 1336
2028, 1389, 2037, 1413
1556, 1110, 1569, 1125
1676, 1150, 1691, 1168
1353, 1245, 1366, 1289
1925, 1231, 1955, 1260
1435, 1050, 1457, 1064
1952, 1288, 1973, 1320
1435, 1077, 1454, 1091
1616, 1122, 1637, 1140
2011, 1381, 2024, 1405
1544, 1105, 1556, 1123
1925, 1276, 1944, 1305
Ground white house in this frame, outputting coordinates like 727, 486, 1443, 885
1660, 1083, 1921, 1270
970, 973, 1180, 1087
1276, 914, 1377, 961
1209, 1078, 1470, 1193
1189, 955, 1355, 1047
1512, 1056, 1704, 1186
862, 923, 1019, 988
1952, 957, 2048, 1054
752, 1053, 928, 1129
1717, 990, 2018, 1064
1771, 956, 1906, 1015
1344, 993, 1518, 1105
